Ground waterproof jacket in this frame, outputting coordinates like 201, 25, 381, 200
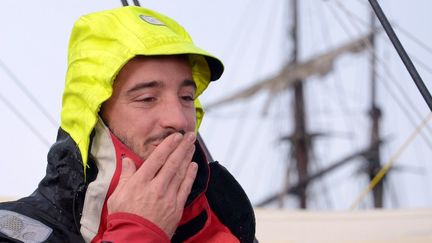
0, 6, 255, 243
0, 126, 256, 242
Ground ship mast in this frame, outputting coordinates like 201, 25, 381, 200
288, 0, 310, 209
368, 2, 384, 208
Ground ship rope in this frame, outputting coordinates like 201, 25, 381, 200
349, 112, 432, 210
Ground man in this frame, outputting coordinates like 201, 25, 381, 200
0, 6, 255, 243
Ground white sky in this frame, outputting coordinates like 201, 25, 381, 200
1, 0, 432, 210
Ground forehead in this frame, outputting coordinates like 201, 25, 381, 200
113, 55, 193, 91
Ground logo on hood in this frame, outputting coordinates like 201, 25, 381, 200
139, 15, 165, 26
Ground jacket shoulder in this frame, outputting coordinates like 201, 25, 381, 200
0, 193, 85, 243
0, 205, 52, 242
206, 161, 256, 243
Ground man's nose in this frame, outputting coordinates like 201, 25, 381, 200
160, 99, 189, 131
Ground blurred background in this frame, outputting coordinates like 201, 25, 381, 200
1, 0, 432, 212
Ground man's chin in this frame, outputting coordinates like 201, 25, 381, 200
137, 146, 156, 162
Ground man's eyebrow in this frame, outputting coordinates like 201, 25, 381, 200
126, 81, 161, 94
126, 79, 196, 94
182, 79, 197, 90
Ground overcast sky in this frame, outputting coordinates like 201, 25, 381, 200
1, 0, 432, 209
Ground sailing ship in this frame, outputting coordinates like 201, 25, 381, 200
198, 0, 432, 210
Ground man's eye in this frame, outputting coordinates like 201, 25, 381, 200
181, 95, 195, 101
137, 97, 156, 102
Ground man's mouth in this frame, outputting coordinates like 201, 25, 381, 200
145, 131, 176, 147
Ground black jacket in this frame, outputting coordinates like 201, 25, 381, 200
0, 129, 256, 242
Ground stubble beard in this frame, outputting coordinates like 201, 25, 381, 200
113, 129, 176, 162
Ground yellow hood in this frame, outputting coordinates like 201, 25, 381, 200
60, 6, 223, 174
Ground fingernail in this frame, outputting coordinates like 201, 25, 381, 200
173, 133, 182, 142
186, 132, 196, 143
191, 162, 198, 172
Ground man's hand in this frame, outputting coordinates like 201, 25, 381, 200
107, 132, 198, 238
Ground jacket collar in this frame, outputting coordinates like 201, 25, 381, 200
37, 120, 210, 237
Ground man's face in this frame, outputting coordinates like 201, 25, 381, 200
101, 55, 196, 161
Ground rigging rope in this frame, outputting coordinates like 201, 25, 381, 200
132, 0, 141, 6
335, 0, 432, 76
368, 0, 432, 111
333, 0, 432, 150
230, 0, 280, 169
304, 0, 335, 209
0, 59, 57, 127
349, 112, 432, 210
376, 69, 432, 150
121, 0, 140, 6
205, 0, 280, 180
208, 0, 260, 96
328, 1, 432, 209
322, 2, 362, 152
353, 0, 432, 58
0, 93, 50, 146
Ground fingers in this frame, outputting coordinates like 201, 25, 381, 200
106, 132, 198, 234
138, 132, 183, 179
176, 162, 198, 208
164, 145, 195, 196
154, 132, 196, 191
107, 157, 136, 214
117, 157, 137, 190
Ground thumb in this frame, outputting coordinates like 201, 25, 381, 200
107, 157, 137, 214
118, 156, 136, 185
